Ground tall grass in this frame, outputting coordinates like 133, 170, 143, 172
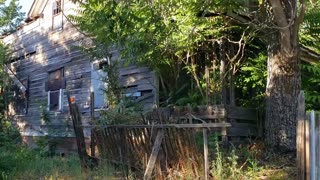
0, 146, 115, 179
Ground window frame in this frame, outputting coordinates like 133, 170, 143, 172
52, 0, 63, 31
52, 0, 61, 16
91, 59, 109, 109
47, 89, 63, 111
47, 68, 65, 111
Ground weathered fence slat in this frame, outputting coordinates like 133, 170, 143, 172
306, 113, 310, 180
297, 91, 306, 180
203, 129, 209, 180
310, 111, 316, 180
316, 115, 320, 179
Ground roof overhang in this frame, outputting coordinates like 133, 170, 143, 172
301, 46, 320, 64
27, 0, 48, 19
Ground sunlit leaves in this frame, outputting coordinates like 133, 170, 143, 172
0, 0, 24, 34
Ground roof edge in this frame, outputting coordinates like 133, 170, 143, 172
27, 0, 47, 19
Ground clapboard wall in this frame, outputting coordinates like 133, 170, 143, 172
3, 0, 157, 138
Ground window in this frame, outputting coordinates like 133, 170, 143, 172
91, 60, 108, 109
53, 0, 61, 15
46, 68, 65, 111
52, 0, 62, 31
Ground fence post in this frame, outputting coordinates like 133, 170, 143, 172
90, 92, 96, 157
316, 114, 320, 179
297, 91, 305, 180
203, 128, 209, 180
306, 113, 310, 180
67, 93, 90, 171
310, 111, 315, 180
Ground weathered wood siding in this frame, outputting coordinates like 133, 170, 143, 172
3, 0, 157, 138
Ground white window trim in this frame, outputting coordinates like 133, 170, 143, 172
47, 89, 64, 111
91, 61, 108, 109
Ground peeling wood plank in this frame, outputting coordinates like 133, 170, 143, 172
4, 64, 27, 92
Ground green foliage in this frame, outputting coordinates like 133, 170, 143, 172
71, 0, 252, 106
0, 148, 115, 179
300, 1, 320, 110
210, 137, 265, 179
236, 53, 267, 108
302, 62, 320, 110
99, 97, 144, 125
0, 0, 24, 34
101, 60, 122, 107
300, 1, 320, 54
40, 105, 50, 124
0, 115, 20, 148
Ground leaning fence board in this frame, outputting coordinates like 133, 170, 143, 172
143, 129, 164, 180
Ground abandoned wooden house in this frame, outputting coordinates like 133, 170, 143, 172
2, 0, 157, 150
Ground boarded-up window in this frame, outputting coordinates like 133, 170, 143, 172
46, 68, 65, 111
91, 61, 108, 108
52, 0, 62, 31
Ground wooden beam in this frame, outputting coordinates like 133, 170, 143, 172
4, 64, 26, 92
81, 123, 231, 129
300, 46, 320, 64
226, 105, 258, 121
143, 129, 164, 180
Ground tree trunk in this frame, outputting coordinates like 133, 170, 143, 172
265, 0, 305, 151
265, 46, 300, 151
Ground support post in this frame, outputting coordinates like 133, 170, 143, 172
205, 66, 210, 105
310, 111, 315, 180
90, 92, 96, 157
297, 91, 306, 180
306, 113, 310, 180
67, 93, 98, 171
219, 43, 227, 144
203, 128, 209, 180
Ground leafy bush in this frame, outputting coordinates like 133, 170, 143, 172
210, 136, 264, 179
100, 97, 144, 124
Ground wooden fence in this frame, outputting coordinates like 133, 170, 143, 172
67, 92, 260, 179
297, 91, 320, 180
297, 110, 320, 180
92, 123, 230, 179
89, 105, 259, 179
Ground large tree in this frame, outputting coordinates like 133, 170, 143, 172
264, 0, 305, 151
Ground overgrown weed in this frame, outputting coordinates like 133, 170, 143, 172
210, 136, 296, 179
